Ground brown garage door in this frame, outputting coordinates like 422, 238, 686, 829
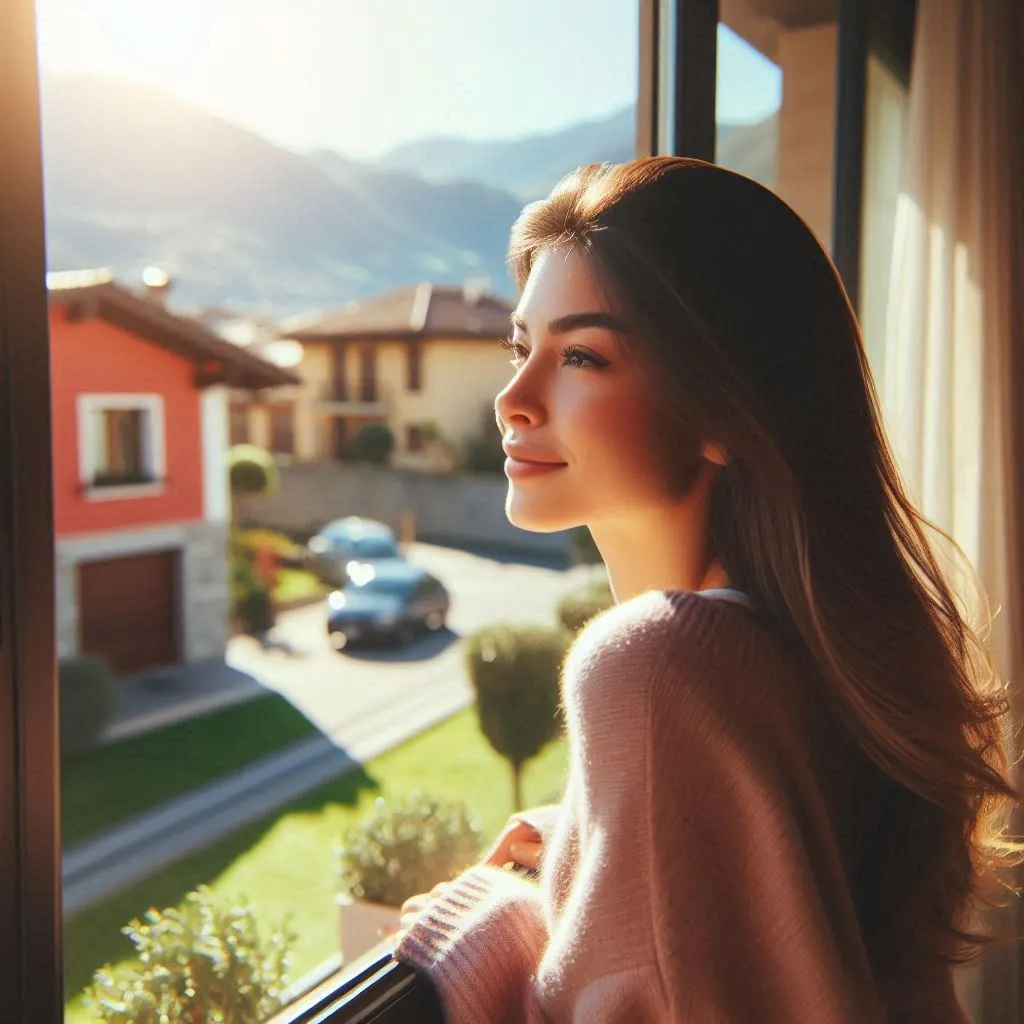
79, 551, 180, 675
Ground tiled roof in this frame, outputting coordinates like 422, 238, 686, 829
48, 271, 299, 390
281, 282, 513, 341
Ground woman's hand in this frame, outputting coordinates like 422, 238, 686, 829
390, 815, 546, 946
484, 815, 543, 871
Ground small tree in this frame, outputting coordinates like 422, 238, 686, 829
85, 885, 294, 1024
466, 625, 570, 811
354, 423, 395, 465
228, 444, 277, 526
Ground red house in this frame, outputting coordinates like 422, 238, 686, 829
48, 269, 298, 675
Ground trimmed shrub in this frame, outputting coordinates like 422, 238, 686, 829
60, 656, 117, 758
337, 791, 482, 907
354, 423, 395, 465
466, 625, 570, 811
85, 885, 294, 1023
228, 444, 278, 498
556, 581, 614, 635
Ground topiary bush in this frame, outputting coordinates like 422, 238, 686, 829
85, 885, 294, 1024
60, 656, 117, 758
337, 791, 482, 907
228, 444, 278, 498
466, 625, 570, 811
354, 423, 395, 465
556, 581, 615, 635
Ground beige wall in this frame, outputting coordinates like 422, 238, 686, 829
388, 339, 511, 464
285, 335, 510, 468
775, 22, 838, 249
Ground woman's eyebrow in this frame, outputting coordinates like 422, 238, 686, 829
509, 311, 629, 336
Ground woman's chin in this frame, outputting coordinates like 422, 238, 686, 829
504, 492, 579, 534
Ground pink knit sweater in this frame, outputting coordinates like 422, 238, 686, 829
395, 590, 967, 1022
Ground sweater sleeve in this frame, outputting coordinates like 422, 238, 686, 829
393, 865, 551, 1024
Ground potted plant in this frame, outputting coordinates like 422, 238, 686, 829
336, 791, 482, 963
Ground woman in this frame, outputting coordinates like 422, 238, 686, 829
392, 158, 1020, 1021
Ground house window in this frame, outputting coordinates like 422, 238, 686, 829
229, 404, 250, 445
407, 342, 423, 392
269, 405, 294, 454
360, 345, 377, 402
77, 394, 165, 499
406, 424, 426, 453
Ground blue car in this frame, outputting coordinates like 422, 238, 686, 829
326, 560, 450, 649
307, 517, 400, 587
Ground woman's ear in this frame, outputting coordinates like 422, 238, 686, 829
701, 441, 728, 467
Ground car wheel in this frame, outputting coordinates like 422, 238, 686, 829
329, 631, 348, 652
425, 611, 445, 631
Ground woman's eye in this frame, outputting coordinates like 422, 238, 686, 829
561, 345, 607, 369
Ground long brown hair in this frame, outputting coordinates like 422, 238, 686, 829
508, 157, 1019, 974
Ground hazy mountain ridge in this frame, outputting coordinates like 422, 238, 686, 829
41, 75, 775, 317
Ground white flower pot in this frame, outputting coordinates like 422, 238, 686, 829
337, 895, 402, 964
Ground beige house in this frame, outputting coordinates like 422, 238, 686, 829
237, 282, 515, 471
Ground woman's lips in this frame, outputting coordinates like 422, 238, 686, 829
504, 456, 568, 479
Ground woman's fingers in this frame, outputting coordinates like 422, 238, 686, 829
484, 819, 543, 868
507, 838, 542, 870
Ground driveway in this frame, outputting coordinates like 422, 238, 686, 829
226, 542, 602, 744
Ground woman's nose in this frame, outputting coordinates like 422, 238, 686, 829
495, 370, 545, 429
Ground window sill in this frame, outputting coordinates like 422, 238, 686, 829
266, 947, 446, 1024
84, 481, 165, 502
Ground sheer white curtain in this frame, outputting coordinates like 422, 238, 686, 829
882, 1, 1023, 1020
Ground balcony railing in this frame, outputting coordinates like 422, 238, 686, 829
313, 381, 391, 417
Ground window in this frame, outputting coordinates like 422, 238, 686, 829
77, 393, 164, 498
407, 342, 422, 392
717, 2, 836, 251
13, 2, 996, 1022
359, 345, 377, 402
230, 403, 250, 445
8, 0, 647, 1020
269, 404, 295, 454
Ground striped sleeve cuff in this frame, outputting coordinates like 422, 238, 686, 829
394, 866, 547, 1024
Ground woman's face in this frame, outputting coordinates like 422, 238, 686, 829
495, 246, 706, 534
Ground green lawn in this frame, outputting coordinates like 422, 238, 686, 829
62, 695, 320, 847
63, 708, 568, 1023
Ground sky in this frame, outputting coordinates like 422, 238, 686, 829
35, 0, 781, 159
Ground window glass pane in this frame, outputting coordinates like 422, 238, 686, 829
37, 1, 635, 1018
858, 54, 909, 383
717, 1, 837, 250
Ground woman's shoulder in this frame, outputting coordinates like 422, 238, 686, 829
564, 588, 806, 728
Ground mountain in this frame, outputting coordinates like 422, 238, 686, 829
40, 75, 776, 318
40, 75, 522, 314
382, 107, 776, 200
381, 107, 636, 200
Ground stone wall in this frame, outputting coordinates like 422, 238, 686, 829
244, 462, 573, 560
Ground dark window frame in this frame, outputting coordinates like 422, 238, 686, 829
1, 1, 879, 1020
